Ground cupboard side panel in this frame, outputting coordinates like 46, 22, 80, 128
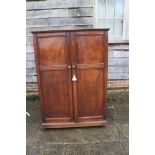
33, 34, 46, 122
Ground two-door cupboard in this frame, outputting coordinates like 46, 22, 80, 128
32, 29, 109, 128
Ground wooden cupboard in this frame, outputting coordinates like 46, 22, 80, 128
32, 29, 109, 128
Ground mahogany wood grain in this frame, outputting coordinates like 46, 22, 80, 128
32, 29, 109, 128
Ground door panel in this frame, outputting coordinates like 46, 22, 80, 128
76, 69, 105, 117
40, 70, 72, 118
38, 33, 67, 66
36, 32, 73, 123
75, 31, 105, 64
73, 31, 106, 122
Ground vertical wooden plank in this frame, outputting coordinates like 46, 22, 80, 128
66, 32, 74, 120
104, 30, 109, 118
70, 32, 78, 122
33, 34, 46, 122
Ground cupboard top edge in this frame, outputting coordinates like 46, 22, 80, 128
31, 28, 110, 34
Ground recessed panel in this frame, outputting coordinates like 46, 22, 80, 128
76, 69, 105, 117
38, 34, 67, 66
75, 34, 105, 64
40, 70, 72, 118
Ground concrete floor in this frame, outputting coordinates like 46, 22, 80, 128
26, 90, 129, 155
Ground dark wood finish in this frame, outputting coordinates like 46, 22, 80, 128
72, 31, 106, 123
33, 29, 109, 128
33, 32, 73, 124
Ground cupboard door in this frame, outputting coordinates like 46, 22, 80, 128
72, 31, 107, 123
34, 32, 73, 124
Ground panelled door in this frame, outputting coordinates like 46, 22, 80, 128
71, 31, 107, 123
34, 32, 74, 124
